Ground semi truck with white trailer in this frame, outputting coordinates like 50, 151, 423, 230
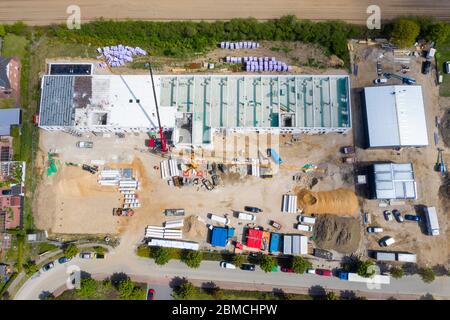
424, 206, 440, 236
339, 271, 390, 284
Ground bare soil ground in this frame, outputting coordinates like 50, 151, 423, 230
350, 42, 449, 266
33, 130, 354, 249
1, 1, 450, 25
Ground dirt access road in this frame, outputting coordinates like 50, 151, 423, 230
1, 0, 450, 25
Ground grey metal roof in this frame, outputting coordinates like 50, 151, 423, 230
0, 56, 11, 89
0, 108, 21, 136
363, 86, 428, 148
372, 163, 417, 199
39, 76, 75, 126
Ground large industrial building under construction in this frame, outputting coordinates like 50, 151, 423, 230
38, 74, 351, 147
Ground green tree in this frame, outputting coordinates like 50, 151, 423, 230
291, 256, 312, 274
76, 277, 98, 298
419, 267, 436, 283
23, 260, 38, 276
259, 255, 277, 273
63, 244, 78, 259
181, 250, 203, 269
173, 282, 197, 299
390, 266, 404, 279
356, 260, 375, 278
151, 246, 171, 265
325, 291, 340, 300
6, 21, 27, 35
0, 25, 5, 37
117, 278, 145, 300
428, 22, 450, 45
232, 255, 245, 268
390, 18, 421, 48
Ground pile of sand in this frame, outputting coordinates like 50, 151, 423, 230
296, 187, 359, 216
313, 215, 361, 254
182, 215, 207, 241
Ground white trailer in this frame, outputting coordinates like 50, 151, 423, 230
208, 214, 230, 226
147, 238, 199, 250
343, 272, 390, 284
424, 206, 440, 236
298, 215, 316, 225
281, 194, 297, 213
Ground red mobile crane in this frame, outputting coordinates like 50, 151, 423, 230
147, 61, 168, 153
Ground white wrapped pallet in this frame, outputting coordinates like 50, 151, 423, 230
146, 225, 165, 231
164, 221, 184, 229
164, 234, 183, 240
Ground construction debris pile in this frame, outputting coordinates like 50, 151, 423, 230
96, 45, 147, 68
98, 168, 141, 208
313, 215, 361, 254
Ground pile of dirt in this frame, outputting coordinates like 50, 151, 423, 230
182, 215, 207, 241
439, 173, 450, 211
441, 110, 450, 148
313, 215, 361, 254
296, 187, 359, 216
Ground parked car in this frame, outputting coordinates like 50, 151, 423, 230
383, 210, 394, 221
315, 269, 332, 276
422, 60, 431, 74
281, 267, 294, 273
296, 224, 313, 232
58, 256, 71, 264
342, 156, 356, 164
405, 214, 422, 222
367, 227, 383, 233
269, 220, 282, 230
445, 61, 450, 74
147, 288, 155, 300
237, 212, 256, 221
76, 141, 93, 148
240, 263, 256, 271
392, 209, 404, 223
379, 236, 396, 247
373, 78, 387, 84
244, 206, 262, 213
376, 61, 382, 76
306, 268, 316, 274
201, 178, 214, 191
80, 252, 95, 259
220, 261, 236, 269
42, 262, 55, 272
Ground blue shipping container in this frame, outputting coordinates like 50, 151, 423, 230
268, 148, 283, 164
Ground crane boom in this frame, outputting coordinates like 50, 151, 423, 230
147, 61, 168, 153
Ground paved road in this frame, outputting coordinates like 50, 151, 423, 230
1, 0, 450, 25
15, 253, 450, 300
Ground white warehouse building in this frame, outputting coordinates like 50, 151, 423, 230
38, 74, 352, 147
362, 85, 429, 148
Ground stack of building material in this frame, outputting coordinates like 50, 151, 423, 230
145, 225, 183, 239
164, 219, 184, 229
98, 169, 121, 186
96, 45, 147, 67
220, 41, 260, 49
160, 159, 180, 179
281, 194, 298, 213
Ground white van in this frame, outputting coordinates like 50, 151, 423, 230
209, 214, 230, 226
298, 215, 316, 225
237, 212, 256, 221
379, 237, 395, 247
296, 224, 313, 232
220, 261, 236, 269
